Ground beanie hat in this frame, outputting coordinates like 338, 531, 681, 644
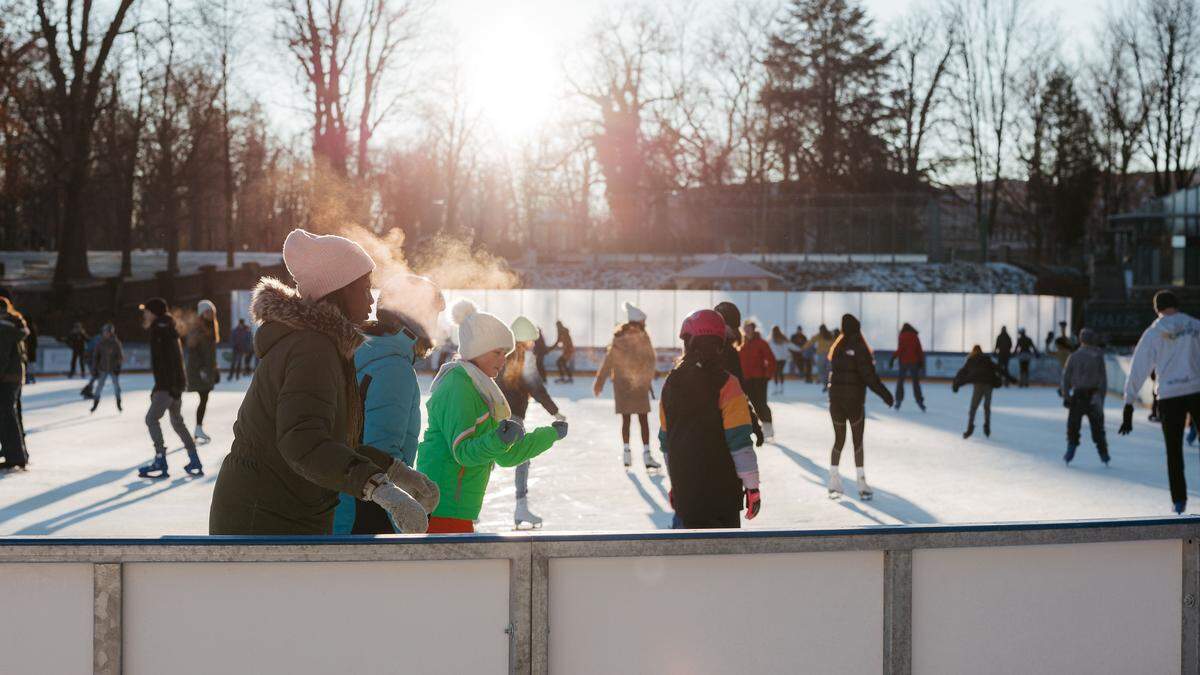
714, 301, 741, 330
141, 297, 168, 317
282, 229, 376, 302
451, 299, 514, 360
197, 299, 216, 316
1078, 328, 1097, 346
510, 316, 539, 343
625, 301, 647, 323
841, 313, 861, 337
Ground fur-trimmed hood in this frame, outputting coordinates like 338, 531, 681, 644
250, 277, 364, 360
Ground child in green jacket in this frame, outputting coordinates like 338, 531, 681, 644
417, 300, 567, 533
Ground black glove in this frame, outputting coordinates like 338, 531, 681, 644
751, 418, 764, 447
881, 391, 895, 409
1061, 390, 1071, 409
1118, 404, 1134, 435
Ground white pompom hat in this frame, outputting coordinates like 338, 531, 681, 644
451, 299, 514, 360
282, 228, 376, 302
625, 301, 647, 323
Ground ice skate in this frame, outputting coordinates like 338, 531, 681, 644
856, 472, 873, 501
194, 425, 211, 445
0, 461, 28, 472
643, 449, 662, 471
1063, 443, 1077, 465
917, 401, 926, 412
138, 455, 169, 479
962, 424, 974, 439
513, 497, 543, 529
1174, 501, 1187, 515
183, 451, 204, 477
90, 397, 100, 413
763, 421, 775, 442
622, 446, 631, 468
116, 398, 123, 412
983, 422, 990, 438
827, 470, 843, 499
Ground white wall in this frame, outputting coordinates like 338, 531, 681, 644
0, 563, 93, 675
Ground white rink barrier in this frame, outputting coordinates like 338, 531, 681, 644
1, 518, 1196, 675
233, 289, 1072, 352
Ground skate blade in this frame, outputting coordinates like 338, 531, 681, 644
827, 491, 842, 500
185, 468, 204, 477
859, 492, 873, 501
513, 521, 543, 531
138, 472, 170, 479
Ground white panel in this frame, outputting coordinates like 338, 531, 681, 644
861, 292, 900, 351
637, 290, 676, 349
823, 292, 861, 328
521, 289, 558, 340
963, 294, 994, 354
787, 292, 824, 336
1018, 294, 1041, 340
1058, 297, 1072, 336
549, 552, 883, 674
673, 290, 714, 347
932, 294, 965, 352
913, 540, 1180, 675
898, 293, 934, 348
1039, 296, 1057, 343
711, 290, 751, 325
992, 294, 1020, 346
591, 290, 618, 347
0, 563, 92, 675
124, 560, 509, 675
485, 289, 523, 326
556, 290, 593, 348
747, 292, 787, 339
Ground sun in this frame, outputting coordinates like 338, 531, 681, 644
465, 15, 560, 144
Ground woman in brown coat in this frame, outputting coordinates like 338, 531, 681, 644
594, 302, 661, 470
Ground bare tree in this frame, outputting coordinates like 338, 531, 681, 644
889, 3, 955, 179
355, 0, 428, 179
424, 61, 480, 234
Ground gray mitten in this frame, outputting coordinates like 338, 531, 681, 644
496, 418, 526, 445
369, 482, 429, 534
386, 460, 440, 513
552, 420, 568, 440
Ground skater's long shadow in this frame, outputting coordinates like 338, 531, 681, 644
24, 413, 98, 435
12, 476, 196, 535
0, 447, 189, 527
773, 443, 938, 524
623, 471, 674, 529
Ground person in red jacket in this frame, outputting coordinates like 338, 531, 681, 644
739, 321, 777, 440
888, 323, 926, 412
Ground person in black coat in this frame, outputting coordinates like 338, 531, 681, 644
139, 297, 200, 478
994, 326, 1013, 387
953, 345, 1007, 438
0, 297, 30, 471
1014, 328, 1039, 388
825, 314, 894, 501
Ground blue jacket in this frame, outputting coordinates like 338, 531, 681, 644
333, 327, 422, 533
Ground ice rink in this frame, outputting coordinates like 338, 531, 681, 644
2, 372, 1195, 537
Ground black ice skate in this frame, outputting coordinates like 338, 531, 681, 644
183, 451, 204, 477
138, 455, 169, 479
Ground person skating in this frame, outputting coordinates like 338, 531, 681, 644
552, 320, 575, 383
63, 322, 88, 378
889, 323, 926, 411
594, 302, 661, 469
80, 331, 100, 397
0, 297, 30, 471
532, 329, 550, 382
714, 301, 765, 448
499, 316, 565, 529
334, 274, 445, 535
659, 309, 761, 529
739, 321, 777, 440
210, 229, 433, 535
994, 326, 1013, 387
23, 318, 37, 384
1060, 328, 1109, 466
1014, 328, 1039, 388
417, 300, 566, 534
825, 314, 894, 500
186, 299, 220, 445
790, 325, 810, 382
90, 323, 124, 413
228, 319, 253, 380
138, 297, 202, 478
769, 325, 791, 395
952, 346, 1005, 439
1118, 290, 1200, 515
805, 325, 836, 393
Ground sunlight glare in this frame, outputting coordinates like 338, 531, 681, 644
465, 15, 560, 144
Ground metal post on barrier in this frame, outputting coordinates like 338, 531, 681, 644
1184, 537, 1199, 674
883, 550, 913, 675
94, 563, 122, 675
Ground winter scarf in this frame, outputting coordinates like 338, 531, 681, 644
432, 358, 511, 422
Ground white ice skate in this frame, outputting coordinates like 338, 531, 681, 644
643, 449, 662, 471
513, 498, 543, 530
194, 425, 211, 445
763, 421, 775, 442
622, 446, 631, 468
856, 472, 874, 501
827, 470, 843, 499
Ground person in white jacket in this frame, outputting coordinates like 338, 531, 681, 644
1118, 290, 1200, 514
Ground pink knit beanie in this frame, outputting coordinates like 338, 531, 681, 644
282, 229, 376, 301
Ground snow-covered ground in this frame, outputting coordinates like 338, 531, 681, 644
2, 373, 1194, 537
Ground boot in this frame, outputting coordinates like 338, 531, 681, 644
983, 422, 990, 438
138, 454, 169, 479
1174, 501, 1187, 515
643, 447, 661, 471
116, 397, 123, 412
916, 400, 926, 412
827, 468, 843, 499
856, 468, 873, 501
514, 497, 543, 529
184, 450, 204, 477
1098, 445, 1110, 466
194, 425, 211, 445
1064, 443, 1077, 465
963, 424, 974, 439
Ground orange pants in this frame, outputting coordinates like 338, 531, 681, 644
426, 516, 474, 534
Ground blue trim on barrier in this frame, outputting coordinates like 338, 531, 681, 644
0, 516, 1196, 547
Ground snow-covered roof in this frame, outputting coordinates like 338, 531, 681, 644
672, 255, 782, 281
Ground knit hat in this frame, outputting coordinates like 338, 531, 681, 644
282, 229, 376, 302
197, 299, 216, 317
714, 301, 741, 330
451, 299, 514, 360
1078, 328, 1097, 345
140, 297, 168, 317
625, 301, 647, 323
511, 316, 539, 343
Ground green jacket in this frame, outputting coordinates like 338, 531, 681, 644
209, 278, 394, 535
416, 365, 558, 521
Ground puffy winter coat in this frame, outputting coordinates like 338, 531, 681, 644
828, 335, 892, 403
209, 278, 395, 536
1061, 344, 1107, 405
148, 315, 188, 394
92, 335, 124, 374
185, 320, 219, 393
994, 331, 1013, 357
954, 353, 1004, 389
1123, 311, 1200, 404
0, 313, 29, 384
659, 359, 756, 524
805, 332, 835, 359
892, 325, 924, 367
416, 365, 558, 521
738, 336, 777, 379
595, 325, 657, 415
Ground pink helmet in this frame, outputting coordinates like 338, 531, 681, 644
680, 309, 726, 340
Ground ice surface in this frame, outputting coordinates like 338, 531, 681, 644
1, 374, 1193, 537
